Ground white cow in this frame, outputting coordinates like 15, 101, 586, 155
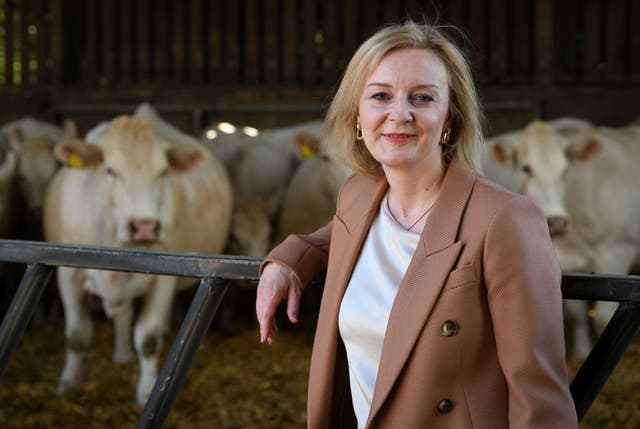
0, 117, 68, 238
275, 133, 352, 244
0, 132, 18, 239
499, 120, 640, 358
44, 115, 232, 403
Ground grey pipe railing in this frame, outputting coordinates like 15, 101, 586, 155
0, 239, 639, 426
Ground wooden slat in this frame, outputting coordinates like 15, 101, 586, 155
468, 0, 488, 77
382, 1, 399, 23
403, 0, 422, 21
225, 1, 240, 84
342, 0, 358, 62
535, 0, 553, 85
137, 0, 150, 80
302, 0, 317, 84
50, 0, 62, 85
20, 0, 30, 85
190, 0, 204, 84
102, 0, 115, 85
153, 0, 169, 81
605, 0, 626, 77
119, 0, 132, 82
85, 0, 97, 84
244, 0, 260, 85
582, 0, 603, 79
489, 0, 508, 78
171, 2, 184, 83
511, 0, 532, 78
263, 0, 279, 85
2, 0, 12, 85
321, 0, 339, 84
36, 0, 47, 84
554, 0, 578, 78
446, 0, 465, 29
207, 1, 223, 83
282, 0, 298, 84
361, 0, 377, 41
631, 0, 640, 74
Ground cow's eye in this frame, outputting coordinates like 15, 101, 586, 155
105, 166, 119, 177
522, 165, 533, 176
158, 167, 170, 178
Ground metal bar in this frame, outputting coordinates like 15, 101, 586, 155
0, 263, 54, 379
569, 302, 640, 421
0, 239, 260, 281
562, 273, 640, 302
137, 277, 229, 429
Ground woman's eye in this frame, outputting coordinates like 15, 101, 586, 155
413, 94, 435, 103
371, 92, 390, 101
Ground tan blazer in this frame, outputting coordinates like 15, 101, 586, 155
265, 160, 578, 428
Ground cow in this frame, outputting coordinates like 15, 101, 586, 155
496, 120, 640, 358
0, 117, 67, 239
43, 115, 233, 403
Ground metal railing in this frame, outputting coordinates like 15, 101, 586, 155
0, 239, 639, 427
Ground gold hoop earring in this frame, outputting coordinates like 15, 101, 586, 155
440, 127, 451, 145
356, 123, 364, 141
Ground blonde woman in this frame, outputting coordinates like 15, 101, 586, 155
256, 20, 577, 428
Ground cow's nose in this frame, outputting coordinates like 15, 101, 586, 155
547, 216, 569, 236
128, 218, 161, 244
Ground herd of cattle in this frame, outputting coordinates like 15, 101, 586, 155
0, 103, 638, 403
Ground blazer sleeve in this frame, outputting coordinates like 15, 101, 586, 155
259, 222, 332, 289
483, 195, 578, 428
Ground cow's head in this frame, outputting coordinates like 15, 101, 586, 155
54, 115, 209, 247
494, 121, 601, 236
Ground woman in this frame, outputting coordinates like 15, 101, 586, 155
256, 20, 577, 428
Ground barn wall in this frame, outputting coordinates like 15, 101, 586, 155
0, 0, 638, 135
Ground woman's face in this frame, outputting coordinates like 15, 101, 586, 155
357, 48, 450, 173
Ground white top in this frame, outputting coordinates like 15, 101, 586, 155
338, 193, 421, 428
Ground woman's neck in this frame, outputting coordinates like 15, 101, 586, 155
384, 158, 446, 229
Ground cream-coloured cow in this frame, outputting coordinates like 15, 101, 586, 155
44, 115, 232, 403
498, 120, 640, 358
275, 133, 352, 244
0, 117, 68, 238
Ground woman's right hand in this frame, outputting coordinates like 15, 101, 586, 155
256, 262, 302, 344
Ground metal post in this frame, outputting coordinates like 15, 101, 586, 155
0, 263, 54, 379
137, 277, 229, 429
569, 302, 640, 421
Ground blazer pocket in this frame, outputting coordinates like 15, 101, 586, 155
442, 263, 477, 292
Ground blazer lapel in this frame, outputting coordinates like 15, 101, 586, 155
366, 160, 477, 426
307, 175, 388, 426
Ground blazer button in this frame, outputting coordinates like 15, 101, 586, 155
436, 398, 454, 414
441, 320, 459, 337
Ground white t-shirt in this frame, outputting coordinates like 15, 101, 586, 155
338, 193, 421, 428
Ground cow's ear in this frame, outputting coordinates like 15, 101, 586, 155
291, 132, 320, 159
566, 138, 601, 161
54, 138, 104, 168
62, 119, 77, 138
167, 143, 209, 171
6, 127, 24, 153
489, 141, 514, 165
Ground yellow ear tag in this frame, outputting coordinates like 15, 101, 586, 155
68, 152, 85, 168
301, 144, 314, 159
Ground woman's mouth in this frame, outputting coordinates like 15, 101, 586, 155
383, 133, 415, 144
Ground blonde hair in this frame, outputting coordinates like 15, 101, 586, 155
323, 20, 484, 176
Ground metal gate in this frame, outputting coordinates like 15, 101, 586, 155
0, 238, 639, 427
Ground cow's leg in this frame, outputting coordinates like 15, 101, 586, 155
57, 267, 92, 393
112, 302, 135, 363
591, 244, 637, 335
133, 275, 177, 404
564, 300, 592, 359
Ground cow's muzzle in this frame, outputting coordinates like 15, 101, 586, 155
128, 218, 161, 244
547, 216, 569, 236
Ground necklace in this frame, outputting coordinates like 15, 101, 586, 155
405, 202, 435, 231
387, 196, 436, 231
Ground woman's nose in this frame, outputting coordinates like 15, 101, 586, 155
388, 98, 413, 122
